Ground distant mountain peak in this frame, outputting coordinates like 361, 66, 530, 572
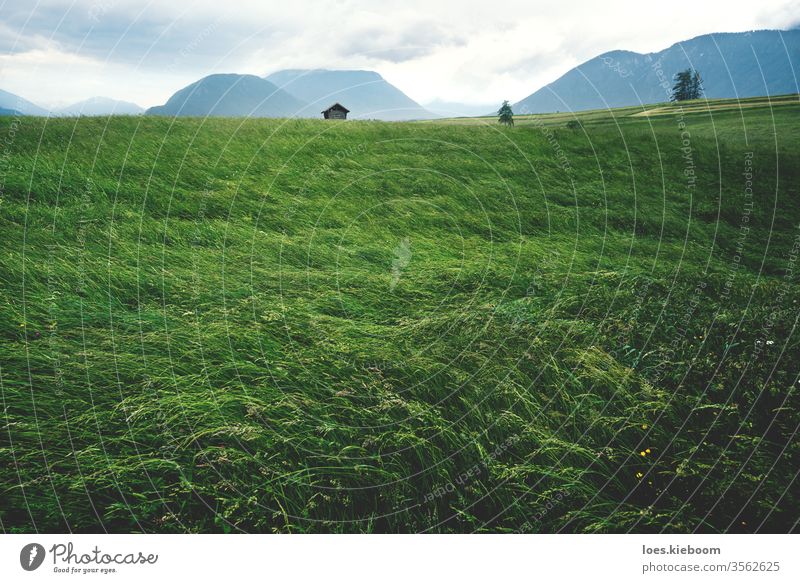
145, 73, 307, 118
0, 88, 50, 116
57, 96, 144, 116
515, 29, 800, 114
264, 68, 436, 120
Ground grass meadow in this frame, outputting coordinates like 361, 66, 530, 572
1, 97, 798, 532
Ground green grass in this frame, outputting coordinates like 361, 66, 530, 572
430, 93, 800, 128
1, 96, 799, 533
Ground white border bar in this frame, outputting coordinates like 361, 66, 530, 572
1, 534, 796, 582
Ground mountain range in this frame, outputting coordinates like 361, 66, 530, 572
0, 90, 144, 117
264, 69, 433, 120
2, 29, 798, 119
515, 29, 800, 113
146, 74, 305, 118
146, 69, 435, 120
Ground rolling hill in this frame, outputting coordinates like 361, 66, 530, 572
1, 97, 798, 533
146, 73, 307, 118
515, 29, 800, 113
265, 69, 436, 120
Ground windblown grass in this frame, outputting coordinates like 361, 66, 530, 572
1, 98, 798, 532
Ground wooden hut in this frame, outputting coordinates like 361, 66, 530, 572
321, 103, 349, 120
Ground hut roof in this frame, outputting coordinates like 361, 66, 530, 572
321, 102, 350, 114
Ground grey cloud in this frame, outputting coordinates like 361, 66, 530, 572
0, 2, 270, 68
335, 23, 467, 62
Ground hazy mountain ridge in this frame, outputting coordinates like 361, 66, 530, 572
146, 74, 307, 118
265, 69, 437, 120
56, 97, 144, 116
514, 29, 800, 113
423, 99, 498, 118
0, 90, 144, 117
0, 88, 50, 116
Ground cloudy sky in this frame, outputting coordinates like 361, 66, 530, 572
0, 0, 798, 109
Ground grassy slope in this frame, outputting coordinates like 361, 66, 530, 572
0, 99, 798, 533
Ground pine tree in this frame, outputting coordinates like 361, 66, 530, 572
671, 68, 704, 101
689, 70, 703, 100
671, 69, 691, 101
498, 100, 514, 126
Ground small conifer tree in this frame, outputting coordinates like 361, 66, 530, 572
498, 100, 514, 126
